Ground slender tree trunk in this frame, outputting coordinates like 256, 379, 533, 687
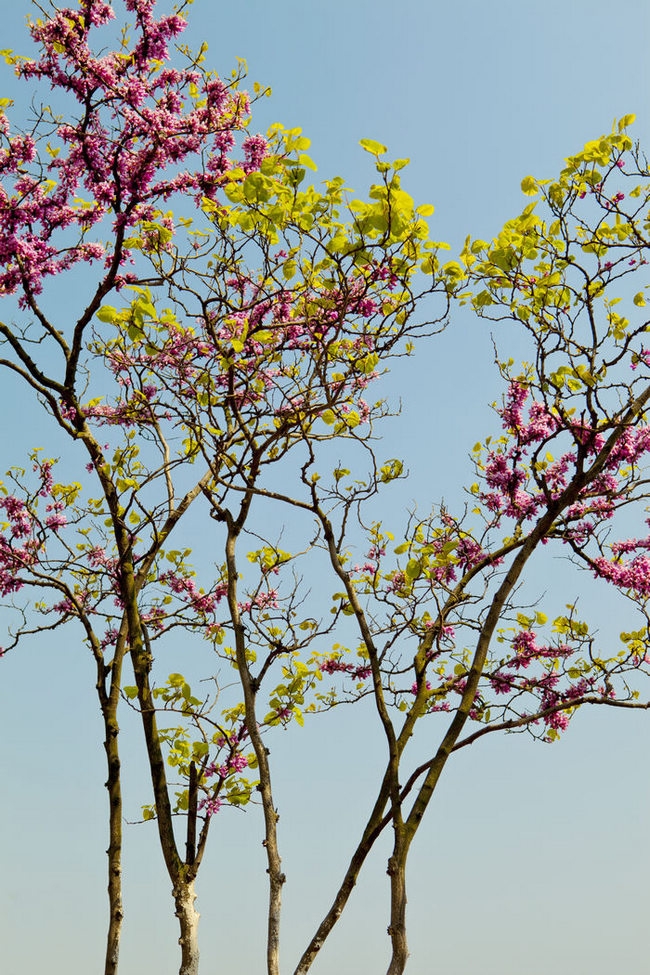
257, 743, 284, 975
103, 708, 123, 975
386, 828, 409, 975
95, 628, 128, 975
224, 515, 285, 975
173, 878, 200, 975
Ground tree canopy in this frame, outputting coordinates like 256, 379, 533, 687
1, 3, 649, 975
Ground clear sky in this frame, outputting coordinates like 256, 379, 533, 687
0, 1, 649, 974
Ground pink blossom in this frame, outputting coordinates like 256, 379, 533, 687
594, 554, 650, 596
386, 570, 406, 593
241, 134, 268, 173
319, 658, 371, 680
253, 589, 279, 610
545, 709, 570, 731
1, 0, 253, 299
489, 672, 515, 695
198, 796, 222, 817
45, 512, 67, 531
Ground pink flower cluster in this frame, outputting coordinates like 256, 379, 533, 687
477, 630, 606, 735
455, 537, 484, 570
0, 494, 40, 596
505, 630, 573, 670
51, 588, 91, 616
197, 796, 222, 817
238, 589, 280, 613
45, 502, 67, 531
0, 0, 256, 300
0, 454, 67, 597
500, 383, 556, 445
593, 553, 650, 596
319, 658, 372, 680
478, 380, 650, 534
204, 751, 248, 780
481, 386, 556, 520
159, 571, 227, 615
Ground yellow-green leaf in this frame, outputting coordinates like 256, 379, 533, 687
521, 175, 538, 196
359, 138, 388, 156
96, 305, 117, 323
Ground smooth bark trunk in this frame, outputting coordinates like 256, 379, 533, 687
96, 628, 127, 975
174, 879, 200, 975
103, 709, 123, 975
386, 836, 409, 975
224, 514, 286, 975
257, 745, 284, 975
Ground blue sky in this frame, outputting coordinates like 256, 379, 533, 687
0, 1, 649, 974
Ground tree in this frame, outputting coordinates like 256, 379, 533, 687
88, 127, 448, 975
99, 113, 650, 975
0, 2, 448, 973
0, 0, 254, 967
286, 119, 650, 973
2, 3, 650, 975
0, 0, 284, 970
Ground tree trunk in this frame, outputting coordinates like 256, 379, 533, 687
224, 520, 285, 975
386, 843, 409, 975
174, 878, 200, 975
98, 626, 127, 975
103, 710, 123, 975
258, 752, 284, 975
